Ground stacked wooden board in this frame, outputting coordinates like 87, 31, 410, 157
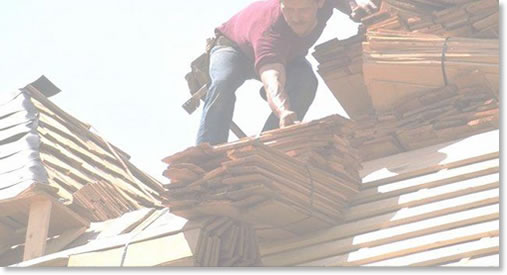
313, 0, 499, 120
362, 29, 499, 113
259, 130, 499, 266
351, 69, 499, 161
374, 0, 499, 38
162, 115, 362, 240
312, 34, 375, 119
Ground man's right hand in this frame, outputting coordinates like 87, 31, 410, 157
279, 110, 299, 128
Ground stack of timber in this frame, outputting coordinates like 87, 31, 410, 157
350, 70, 499, 161
362, 29, 499, 113
5, 210, 261, 267
313, 0, 498, 120
312, 34, 375, 119
259, 130, 500, 266
371, 0, 499, 38
162, 116, 361, 240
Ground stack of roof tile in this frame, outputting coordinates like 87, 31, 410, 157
313, 0, 498, 117
0, 77, 165, 262
350, 70, 498, 161
161, 115, 362, 240
312, 0, 499, 160
371, 0, 499, 38
22, 82, 164, 221
362, 29, 499, 113
312, 34, 374, 119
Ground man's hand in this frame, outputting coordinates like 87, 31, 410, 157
279, 110, 299, 128
349, 0, 378, 21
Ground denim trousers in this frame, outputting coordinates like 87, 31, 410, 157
196, 44, 318, 145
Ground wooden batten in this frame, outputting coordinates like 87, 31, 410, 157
23, 197, 53, 261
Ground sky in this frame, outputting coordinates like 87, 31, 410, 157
0, 0, 360, 183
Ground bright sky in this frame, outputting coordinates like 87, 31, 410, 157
0, 0, 360, 183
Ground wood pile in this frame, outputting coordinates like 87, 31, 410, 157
350, 70, 499, 161
313, 0, 498, 120
312, 34, 375, 119
161, 116, 362, 239
371, 0, 499, 38
183, 216, 262, 267
362, 29, 498, 112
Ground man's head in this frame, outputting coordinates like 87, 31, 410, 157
280, 0, 326, 37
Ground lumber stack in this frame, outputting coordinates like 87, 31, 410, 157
313, 0, 498, 121
223, 115, 362, 182
161, 116, 362, 239
375, 0, 499, 38
312, 34, 375, 119
162, 142, 359, 238
185, 216, 262, 267
362, 29, 499, 113
350, 70, 499, 161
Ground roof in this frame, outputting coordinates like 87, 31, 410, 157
0, 76, 166, 263
0, 76, 164, 219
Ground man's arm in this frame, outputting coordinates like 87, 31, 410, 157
258, 63, 298, 128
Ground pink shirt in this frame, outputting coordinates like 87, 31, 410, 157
216, 0, 351, 75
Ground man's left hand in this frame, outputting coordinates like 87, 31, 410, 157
350, 0, 378, 21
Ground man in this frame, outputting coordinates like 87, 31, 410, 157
196, 0, 377, 145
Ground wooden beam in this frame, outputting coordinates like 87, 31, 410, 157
23, 197, 53, 261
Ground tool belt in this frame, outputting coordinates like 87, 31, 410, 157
184, 34, 239, 95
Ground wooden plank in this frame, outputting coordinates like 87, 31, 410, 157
354, 160, 499, 205
14, 256, 70, 267
367, 236, 499, 266
67, 230, 197, 267
442, 254, 499, 267
158, 256, 194, 267
346, 175, 499, 220
123, 232, 195, 267
261, 189, 498, 256
96, 208, 154, 239
262, 203, 498, 266
67, 246, 124, 267
333, 220, 499, 266
23, 197, 52, 261
362, 158, 499, 194
360, 151, 499, 188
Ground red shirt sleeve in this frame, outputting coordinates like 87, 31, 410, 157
252, 27, 290, 75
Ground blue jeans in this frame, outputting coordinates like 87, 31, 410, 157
196, 45, 318, 145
